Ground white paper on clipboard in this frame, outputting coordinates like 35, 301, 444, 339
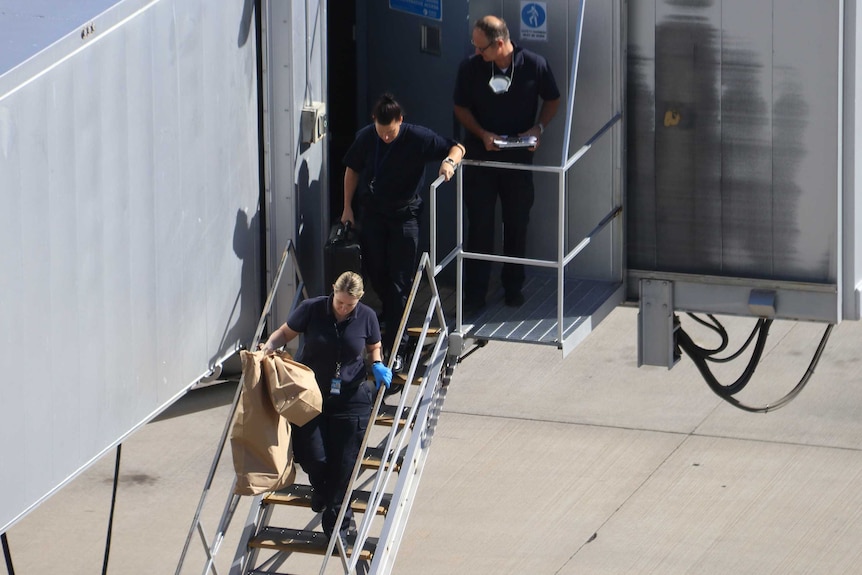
493, 135, 537, 149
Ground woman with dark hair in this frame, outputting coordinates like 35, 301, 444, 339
261, 271, 391, 539
341, 93, 465, 370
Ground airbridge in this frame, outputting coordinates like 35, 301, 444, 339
5, 0, 862, 573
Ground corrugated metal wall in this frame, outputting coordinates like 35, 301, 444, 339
627, 0, 841, 284
0, 0, 261, 532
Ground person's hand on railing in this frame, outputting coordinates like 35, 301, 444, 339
372, 361, 392, 391
439, 155, 461, 181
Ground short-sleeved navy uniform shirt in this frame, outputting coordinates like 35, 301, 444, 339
343, 122, 458, 214
288, 295, 381, 413
454, 45, 560, 163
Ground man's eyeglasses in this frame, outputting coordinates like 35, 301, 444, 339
472, 39, 495, 53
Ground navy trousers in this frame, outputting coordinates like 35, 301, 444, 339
359, 206, 419, 355
463, 166, 535, 301
291, 384, 372, 537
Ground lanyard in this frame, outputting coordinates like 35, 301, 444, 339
371, 136, 395, 191
333, 319, 343, 378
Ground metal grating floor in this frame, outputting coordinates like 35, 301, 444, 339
464, 275, 623, 351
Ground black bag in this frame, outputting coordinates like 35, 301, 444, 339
324, 221, 362, 289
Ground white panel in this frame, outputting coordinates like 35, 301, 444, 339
0, 0, 261, 533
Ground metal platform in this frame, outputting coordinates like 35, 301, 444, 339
464, 275, 624, 354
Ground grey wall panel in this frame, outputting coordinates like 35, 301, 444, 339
653, 0, 723, 274
720, 0, 773, 278
0, 0, 261, 533
772, 0, 839, 283
626, 0, 657, 271
627, 0, 841, 287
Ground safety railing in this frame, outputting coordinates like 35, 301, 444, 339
428, 112, 623, 348
319, 250, 452, 574
175, 239, 308, 575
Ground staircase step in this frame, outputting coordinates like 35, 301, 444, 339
406, 326, 442, 338
367, 371, 423, 387
362, 446, 403, 472
375, 403, 410, 428
249, 527, 376, 561
266, 484, 391, 515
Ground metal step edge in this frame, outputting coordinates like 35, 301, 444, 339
249, 527, 376, 561
362, 446, 404, 472
265, 484, 391, 515
375, 403, 411, 428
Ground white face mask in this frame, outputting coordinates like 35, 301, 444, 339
488, 61, 514, 94
488, 75, 511, 94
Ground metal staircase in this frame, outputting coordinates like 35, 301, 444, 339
176, 245, 454, 575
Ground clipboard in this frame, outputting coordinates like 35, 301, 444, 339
492, 135, 537, 149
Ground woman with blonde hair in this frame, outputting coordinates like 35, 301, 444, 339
261, 271, 391, 539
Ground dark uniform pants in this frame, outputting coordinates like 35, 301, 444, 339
292, 388, 372, 537
464, 166, 535, 301
359, 207, 419, 355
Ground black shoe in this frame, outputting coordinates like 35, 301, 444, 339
392, 354, 405, 374
504, 290, 525, 307
310, 489, 326, 513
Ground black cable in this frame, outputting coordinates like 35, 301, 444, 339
685, 313, 729, 354
678, 317, 834, 413
685, 313, 762, 363
2, 532, 14, 575
102, 444, 122, 575
678, 318, 773, 396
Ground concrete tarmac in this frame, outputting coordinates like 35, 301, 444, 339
6, 306, 862, 574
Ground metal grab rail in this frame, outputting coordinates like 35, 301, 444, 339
429, 113, 623, 341
175, 239, 307, 575
320, 250, 450, 574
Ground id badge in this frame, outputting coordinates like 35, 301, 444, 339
330, 377, 342, 396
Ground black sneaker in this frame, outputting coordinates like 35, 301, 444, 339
310, 488, 326, 513
392, 354, 405, 374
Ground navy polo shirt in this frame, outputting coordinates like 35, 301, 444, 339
343, 122, 458, 213
287, 295, 381, 393
454, 44, 560, 162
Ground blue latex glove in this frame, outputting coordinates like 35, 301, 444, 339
372, 361, 392, 390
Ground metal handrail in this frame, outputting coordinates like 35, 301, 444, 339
175, 239, 307, 575
447, 114, 623, 342
319, 251, 449, 573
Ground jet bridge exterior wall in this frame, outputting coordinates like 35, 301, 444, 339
627, 0, 862, 321
0, 0, 261, 533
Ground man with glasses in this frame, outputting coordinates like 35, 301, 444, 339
454, 15, 560, 311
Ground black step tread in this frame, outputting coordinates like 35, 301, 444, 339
366, 371, 424, 386
266, 484, 391, 515
362, 446, 403, 472
375, 403, 410, 428
249, 527, 376, 561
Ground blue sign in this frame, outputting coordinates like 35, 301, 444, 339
521, 3, 547, 29
390, 0, 442, 21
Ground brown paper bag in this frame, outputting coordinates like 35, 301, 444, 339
261, 351, 323, 427
230, 350, 296, 495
